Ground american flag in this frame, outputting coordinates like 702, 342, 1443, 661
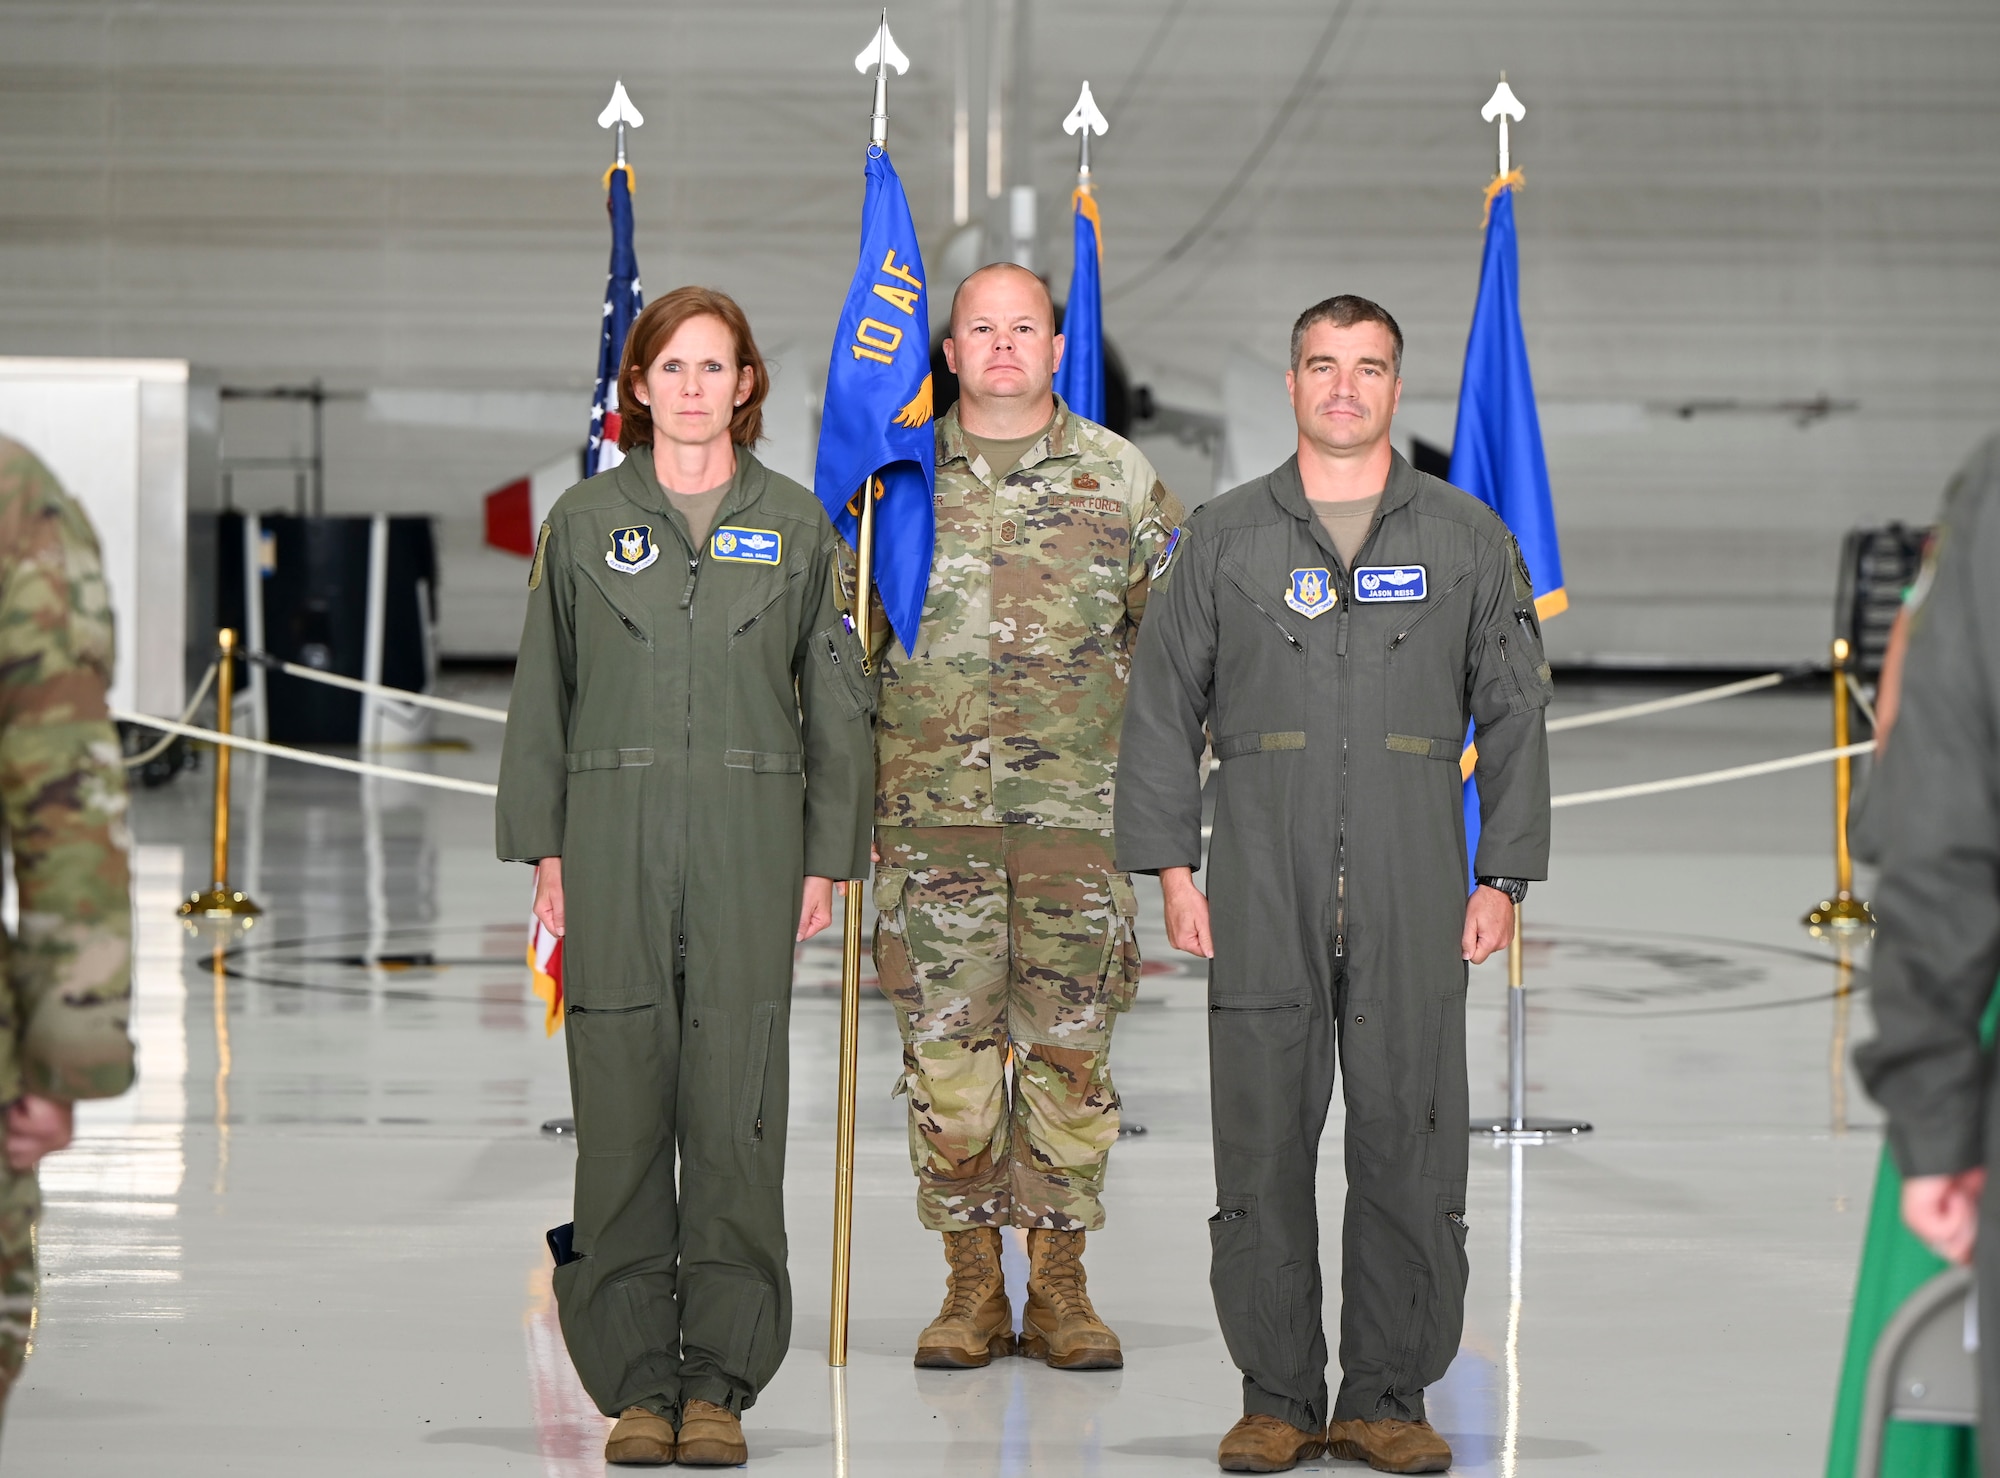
588, 161, 644, 475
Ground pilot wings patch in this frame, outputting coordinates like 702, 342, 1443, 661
711, 527, 784, 565
1352, 565, 1428, 602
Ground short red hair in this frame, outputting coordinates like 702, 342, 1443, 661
617, 286, 770, 451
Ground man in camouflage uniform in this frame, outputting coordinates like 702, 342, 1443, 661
0, 437, 137, 1425
871, 262, 1184, 1371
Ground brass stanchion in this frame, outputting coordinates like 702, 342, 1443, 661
179, 628, 262, 920
1804, 636, 1873, 933
829, 477, 876, 1370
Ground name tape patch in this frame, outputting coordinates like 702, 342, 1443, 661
1353, 564, 1427, 602
710, 527, 783, 565
605, 525, 658, 574
1285, 567, 1338, 619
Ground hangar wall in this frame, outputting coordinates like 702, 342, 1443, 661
2, 1, 1993, 667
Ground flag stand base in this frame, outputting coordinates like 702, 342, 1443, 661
1472, 1116, 1591, 1142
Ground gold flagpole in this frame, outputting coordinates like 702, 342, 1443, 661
830, 483, 875, 1369
831, 8, 905, 1370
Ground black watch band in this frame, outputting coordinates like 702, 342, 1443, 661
1477, 876, 1529, 904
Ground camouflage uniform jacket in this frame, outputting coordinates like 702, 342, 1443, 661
0, 438, 135, 1105
874, 398, 1185, 830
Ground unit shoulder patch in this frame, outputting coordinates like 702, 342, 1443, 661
605, 524, 658, 574
711, 526, 783, 564
1151, 527, 1184, 582
1352, 564, 1428, 602
1285, 567, 1338, 618
528, 522, 551, 589
1509, 541, 1535, 602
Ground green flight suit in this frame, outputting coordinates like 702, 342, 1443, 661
496, 448, 874, 1421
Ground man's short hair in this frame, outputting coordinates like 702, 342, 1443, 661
948, 262, 1056, 337
1290, 294, 1403, 375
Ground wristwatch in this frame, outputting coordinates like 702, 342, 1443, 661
1476, 875, 1529, 905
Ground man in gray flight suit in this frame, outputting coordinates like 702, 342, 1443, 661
1855, 431, 2000, 1464
1116, 296, 1552, 1474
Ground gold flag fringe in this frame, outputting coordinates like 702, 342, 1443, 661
1072, 184, 1103, 262
1481, 167, 1524, 226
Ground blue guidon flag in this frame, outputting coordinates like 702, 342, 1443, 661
811, 148, 936, 658
1451, 170, 1565, 882
1051, 184, 1105, 424
588, 162, 645, 477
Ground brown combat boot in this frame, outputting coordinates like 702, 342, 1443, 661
914, 1226, 1015, 1368
1325, 1417, 1453, 1473
675, 1399, 748, 1467
1020, 1227, 1123, 1370
1216, 1413, 1325, 1472
603, 1406, 674, 1465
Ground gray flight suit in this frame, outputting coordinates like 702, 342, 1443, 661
496, 449, 874, 1421
1115, 451, 1552, 1432
1854, 432, 2000, 1471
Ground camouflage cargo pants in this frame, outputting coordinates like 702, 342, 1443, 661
873, 826, 1141, 1232
0, 1167, 36, 1421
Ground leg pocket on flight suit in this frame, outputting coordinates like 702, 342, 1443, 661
735, 1002, 787, 1188
556, 1268, 678, 1414
1209, 995, 1309, 1158
1421, 992, 1469, 1181
1099, 874, 1143, 1015
566, 1004, 666, 1157
685, 1271, 780, 1392
1208, 1199, 1264, 1374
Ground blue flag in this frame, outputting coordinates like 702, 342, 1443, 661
1052, 188, 1105, 424
1448, 183, 1565, 616
812, 149, 936, 658
1450, 178, 1564, 883
588, 163, 645, 477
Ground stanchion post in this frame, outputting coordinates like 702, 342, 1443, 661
1506, 909, 1527, 1131
1804, 636, 1873, 933
829, 480, 876, 1369
179, 629, 262, 920
1473, 902, 1591, 1141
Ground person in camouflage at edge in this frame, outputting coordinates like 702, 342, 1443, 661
868, 262, 1184, 1373
0, 437, 137, 1425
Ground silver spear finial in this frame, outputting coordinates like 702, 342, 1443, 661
1482, 73, 1525, 178
854, 10, 910, 150
1063, 80, 1109, 185
598, 79, 644, 168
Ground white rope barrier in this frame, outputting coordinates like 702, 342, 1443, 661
1545, 672, 1787, 733
1844, 672, 1879, 731
1551, 741, 1874, 809
111, 710, 500, 797
247, 654, 510, 724
121, 659, 219, 768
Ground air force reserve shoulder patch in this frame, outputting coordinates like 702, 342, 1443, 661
1352, 564, 1428, 602
1285, 567, 1338, 619
711, 527, 783, 565
606, 525, 658, 574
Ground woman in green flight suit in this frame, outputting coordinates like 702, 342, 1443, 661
497, 286, 874, 1468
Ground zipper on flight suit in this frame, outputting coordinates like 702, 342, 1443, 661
1329, 503, 1392, 961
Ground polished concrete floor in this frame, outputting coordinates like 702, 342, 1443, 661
7, 675, 1884, 1475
